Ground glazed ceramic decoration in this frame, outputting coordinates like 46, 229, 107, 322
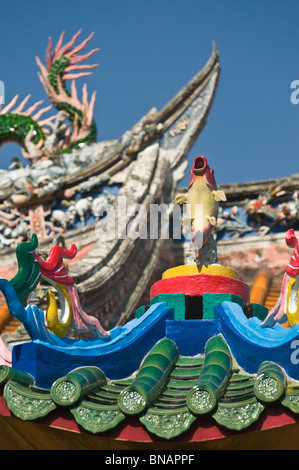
0, 152, 299, 441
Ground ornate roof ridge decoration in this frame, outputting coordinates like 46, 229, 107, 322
0, 34, 220, 206
0, 31, 220, 327
212, 173, 299, 241
0, 30, 98, 169
221, 173, 299, 198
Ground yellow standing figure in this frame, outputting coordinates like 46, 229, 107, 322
174, 155, 226, 264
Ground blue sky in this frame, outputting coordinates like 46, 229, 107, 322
0, 0, 298, 186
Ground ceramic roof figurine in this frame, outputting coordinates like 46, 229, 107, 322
174, 155, 226, 264
262, 229, 299, 328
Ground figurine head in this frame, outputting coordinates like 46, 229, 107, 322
188, 156, 217, 190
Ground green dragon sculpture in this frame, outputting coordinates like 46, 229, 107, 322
0, 30, 98, 162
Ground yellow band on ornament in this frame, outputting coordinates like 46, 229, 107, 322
162, 264, 240, 280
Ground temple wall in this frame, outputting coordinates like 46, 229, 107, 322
217, 233, 290, 287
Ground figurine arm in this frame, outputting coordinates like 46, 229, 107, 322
174, 193, 187, 205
